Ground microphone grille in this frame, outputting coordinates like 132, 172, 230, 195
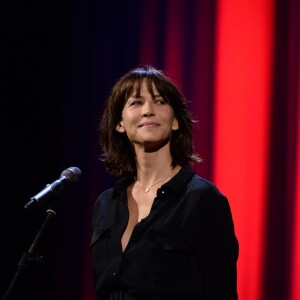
61, 167, 82, 183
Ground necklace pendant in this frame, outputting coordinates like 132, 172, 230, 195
145, 187, 150, 192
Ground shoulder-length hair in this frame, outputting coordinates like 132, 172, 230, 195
99, 66, 200, 177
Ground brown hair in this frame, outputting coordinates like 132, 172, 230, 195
99, 66, 200, 177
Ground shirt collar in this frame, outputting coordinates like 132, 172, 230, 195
113, 165, 195, 197
114, 176, 133, 194
162, 165, 195, 197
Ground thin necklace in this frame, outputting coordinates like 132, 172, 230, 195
135, 168, 176, 193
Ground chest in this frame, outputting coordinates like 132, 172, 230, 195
127, 189, 157, 222
121, 189, 157, 251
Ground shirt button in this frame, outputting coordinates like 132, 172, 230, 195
161, 190, 165, 194
113, 272, 118, 278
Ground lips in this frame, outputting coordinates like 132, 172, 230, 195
138, 122, 160, 127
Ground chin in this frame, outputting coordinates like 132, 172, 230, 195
143, 138, 171, 153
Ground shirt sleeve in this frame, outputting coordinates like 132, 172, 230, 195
201, 190, 239, 300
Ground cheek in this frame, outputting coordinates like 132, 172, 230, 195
166, 109, 178, 130
122, 110, 138, 124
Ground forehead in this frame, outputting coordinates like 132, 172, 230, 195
129, 78, 159, 98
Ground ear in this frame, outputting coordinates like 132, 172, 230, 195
172, 117, 179, 131
116, 121, 125, 133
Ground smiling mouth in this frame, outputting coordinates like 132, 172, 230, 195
139, 122, 160, 127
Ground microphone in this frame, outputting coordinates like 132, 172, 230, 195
24, 166, 82, 210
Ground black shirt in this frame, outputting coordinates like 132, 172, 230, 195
91, 165, 238, 299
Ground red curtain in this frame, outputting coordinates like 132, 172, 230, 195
139, 0, 300, 299
214, 1, 273, 299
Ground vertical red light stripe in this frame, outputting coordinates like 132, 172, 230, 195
163, 0, 184, 85
214, 1, 273, 300
291, 71, 300, 300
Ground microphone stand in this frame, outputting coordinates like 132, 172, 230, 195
2, 208, 57, 300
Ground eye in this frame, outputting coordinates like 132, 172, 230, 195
129, 99, 143, 106
155, 98, 167, 105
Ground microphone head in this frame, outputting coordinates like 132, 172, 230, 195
61, 167, 82, 184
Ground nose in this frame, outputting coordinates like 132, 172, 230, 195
142, 101, 155, 117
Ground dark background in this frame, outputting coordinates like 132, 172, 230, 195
2, 1, 142, 299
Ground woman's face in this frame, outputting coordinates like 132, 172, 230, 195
115, 80, 179, 149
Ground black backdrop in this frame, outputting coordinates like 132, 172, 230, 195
2, 1, 142, 299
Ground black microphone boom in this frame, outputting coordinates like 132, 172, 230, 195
24, 167, 82, 210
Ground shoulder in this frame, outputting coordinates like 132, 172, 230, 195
189, 174, 223, 196
92, 177, 132, 227
95, 187, 115, 204
184, 175, 236, 234
93, 176, 131, 208
169, 165, 230, 210
185, 173, 231, 211
93, 187, 115, 210
168, 165, 226, 201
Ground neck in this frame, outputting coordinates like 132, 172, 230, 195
135, 148, 173, 180
133, 149, 178, 193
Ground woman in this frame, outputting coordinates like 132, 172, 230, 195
91, 66, 238, 299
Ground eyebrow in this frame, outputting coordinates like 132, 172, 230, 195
129, 94, 162, 99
